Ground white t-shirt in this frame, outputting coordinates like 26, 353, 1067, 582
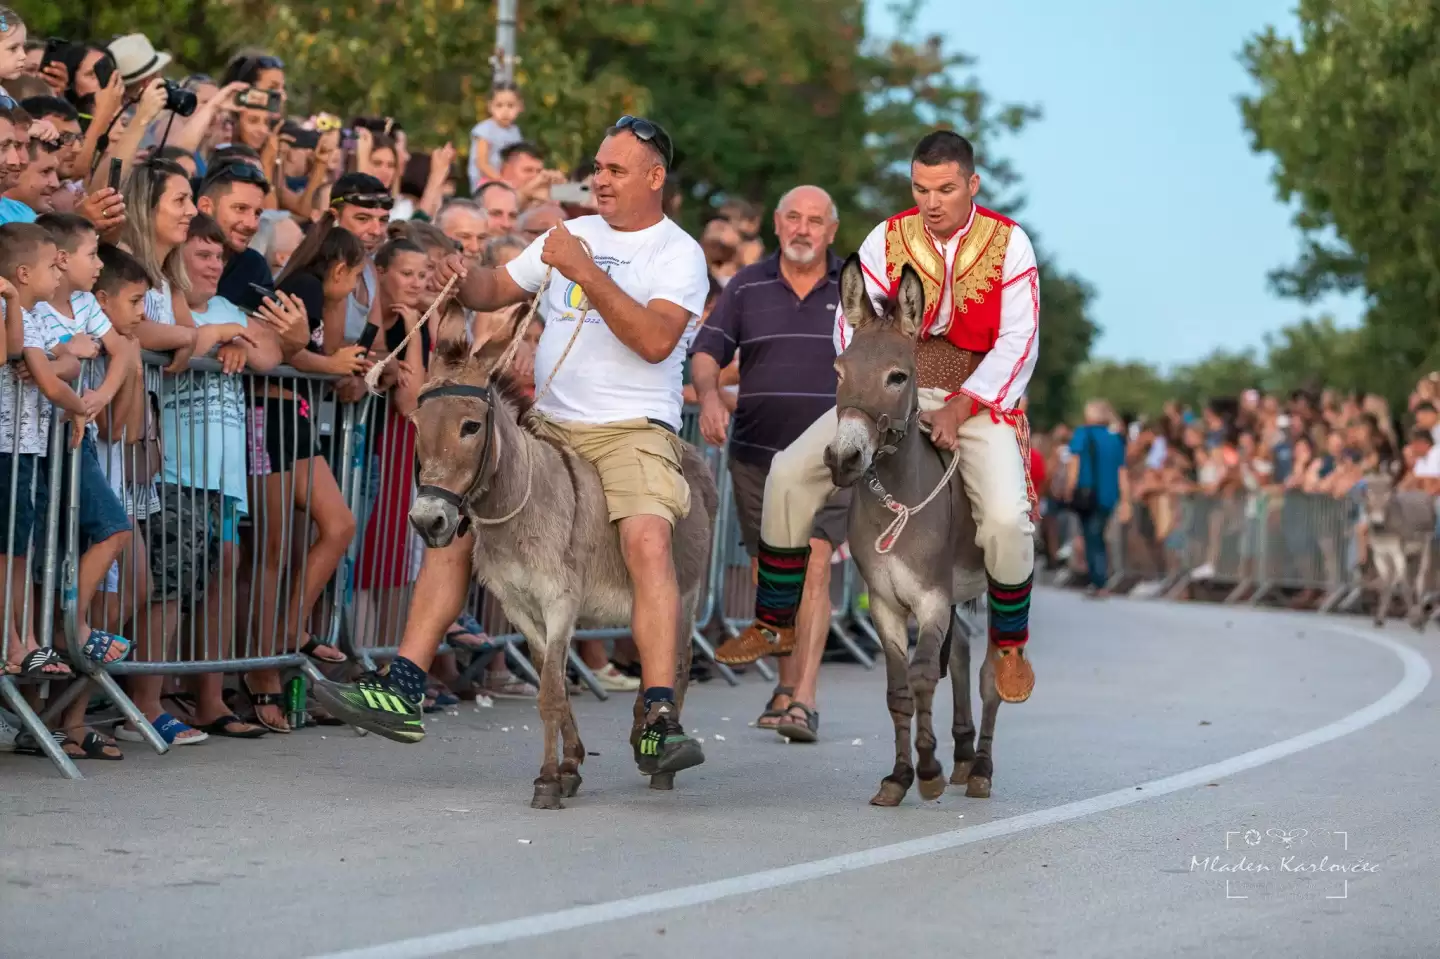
505, 215, 708, 430
34, 292, 114, 438
0, 304, 53, 455
467, 118, 525, 193
1414, 445, 1440, 479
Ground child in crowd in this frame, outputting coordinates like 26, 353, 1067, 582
1, 222, 74, 678
467, 82, 524, 193
32, 213, 141, 758
0, 6, 27, 100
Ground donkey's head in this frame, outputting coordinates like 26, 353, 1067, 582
1360, 471, 1396, 530
408, 307, 522, 547
823, 254, 926, 487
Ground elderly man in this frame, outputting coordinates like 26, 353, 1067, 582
315, 117, 712, 776
436, 198, 488, 259
476, 181, 519, 238
715, 131, 1041, 704
691, 185, 845, 742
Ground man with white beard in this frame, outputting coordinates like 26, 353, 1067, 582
688, 185, 847, 742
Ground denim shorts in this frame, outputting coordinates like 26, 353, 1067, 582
0, 453, 40, 556
36, 437, 132, 553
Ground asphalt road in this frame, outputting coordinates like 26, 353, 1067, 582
2, 590, 1436, 959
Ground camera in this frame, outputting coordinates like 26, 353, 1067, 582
162, 79, 198, 118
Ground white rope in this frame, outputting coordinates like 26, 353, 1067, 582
363, 273, 461, 392
869, 450, 961, 554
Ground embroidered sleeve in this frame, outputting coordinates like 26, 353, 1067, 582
835, 221, 892, 355
957, 225, 1039, 411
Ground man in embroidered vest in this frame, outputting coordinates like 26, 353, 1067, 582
713, 131, 1040, 703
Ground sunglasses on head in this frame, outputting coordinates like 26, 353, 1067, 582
614, 115, 673, 169
203, 161, 268, 189
333, 192, 394, 211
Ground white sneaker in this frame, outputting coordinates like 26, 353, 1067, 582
1130, 580, 1164, 598
594, 663, 641, 692
1190, 563, 1216, 582
0, 714, 19, 752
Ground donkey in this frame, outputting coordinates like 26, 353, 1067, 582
1359, 472, 1435, 630
405, 318, 719, 809
823, 256, 998, 807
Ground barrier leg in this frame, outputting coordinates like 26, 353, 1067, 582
690, 629, 740, 686
1, 675, 81, 779
828, 617, 876, 669
504, 639, 541, 686
566, 646, 609, 702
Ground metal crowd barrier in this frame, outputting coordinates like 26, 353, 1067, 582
3, 343, 883, 779
1085, 489, 1371, 609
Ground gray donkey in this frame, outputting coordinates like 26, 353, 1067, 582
823, 256, 998, 807
1359, 472, 1435, 630
403, 320, 719, 809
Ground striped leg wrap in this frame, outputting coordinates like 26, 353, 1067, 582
988, 573, 1032, 647
755, 541, 810, 630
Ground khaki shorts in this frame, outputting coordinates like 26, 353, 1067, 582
531, 415, 692, 525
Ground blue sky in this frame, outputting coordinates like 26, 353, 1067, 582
869, 0, 1363, 368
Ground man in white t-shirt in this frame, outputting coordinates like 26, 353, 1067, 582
314, 118, 711, 774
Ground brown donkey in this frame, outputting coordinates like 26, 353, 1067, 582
407, 318, 719, 808
823, 256, 999, 806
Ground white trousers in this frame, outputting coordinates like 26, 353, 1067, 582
758, 388, 1034, 584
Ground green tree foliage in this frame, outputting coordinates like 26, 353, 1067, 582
22, 0, 1097, 424
1069, 314, 1364, 421
1241, 0, 1440, 407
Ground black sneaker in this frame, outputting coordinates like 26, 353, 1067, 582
633, 701, 705, 775
310, 671, 426, 743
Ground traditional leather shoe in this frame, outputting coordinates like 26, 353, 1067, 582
990, 642, 1034, 703
714, 622, 795, 664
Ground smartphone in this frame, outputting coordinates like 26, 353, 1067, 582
41, 38, 73, 72
233, 86, 284, 114
355, 324, 380, 352
108, 158, 123, 192
281, 122, 319, 151
248, 282, 275, 304
550, 182, 592, 205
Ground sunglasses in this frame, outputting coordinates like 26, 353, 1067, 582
614, 115, 673, 169
332, 192, 394, 211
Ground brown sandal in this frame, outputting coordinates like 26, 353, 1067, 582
755, 685, 793, 729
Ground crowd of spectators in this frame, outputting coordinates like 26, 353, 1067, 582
0, 14, 772, 762
1041, 375, 1440, 604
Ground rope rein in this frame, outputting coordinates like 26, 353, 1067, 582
363, 274, 461, 393
868, 448, 961, 555
463, 236, 596, 525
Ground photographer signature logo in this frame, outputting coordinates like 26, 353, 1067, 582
1190, 828, 1379, 899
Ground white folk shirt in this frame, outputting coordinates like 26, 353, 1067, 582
506, 214, 709, 431
833, 206, 1041, 410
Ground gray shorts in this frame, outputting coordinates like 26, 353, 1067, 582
727, 456, 851, 557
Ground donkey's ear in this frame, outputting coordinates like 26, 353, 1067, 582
430, 305, 476, 378
470, 302, 526, 369
839, 253, 878, 331
895, 264, 926, 340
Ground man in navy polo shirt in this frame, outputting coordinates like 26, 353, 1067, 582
690, 184, 844, 742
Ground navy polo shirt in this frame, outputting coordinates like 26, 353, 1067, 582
690, 251, 842, 467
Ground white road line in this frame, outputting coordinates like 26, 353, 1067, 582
307, 625, 1430, 959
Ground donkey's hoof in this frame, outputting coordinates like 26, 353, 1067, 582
965, 775, 992, 799
949, 761, 973, 786
917, 776, 947, 801
869, 779, 908, 807
649, 772, 675, 791
559, 772, 583, 798
530, 782, 564, 810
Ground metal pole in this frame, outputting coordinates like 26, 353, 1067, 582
492, 0, 518, 85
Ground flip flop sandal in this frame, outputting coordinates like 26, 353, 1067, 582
13, 729, 67, 756
79, 629, 131, 666
776, 702, 820, 743
196, 714, 269, 739
115, 712, 209, 745
240, 680, 291, 734
755, 685, 795, 730
8, 647, 74, 680
66, 731, 124, 760
300, 638, 348, 664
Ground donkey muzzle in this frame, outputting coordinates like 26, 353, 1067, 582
410, 494, 462, 548
825, 410, 877, 488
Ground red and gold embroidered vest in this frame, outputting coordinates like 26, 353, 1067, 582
881, 205, 1014, 353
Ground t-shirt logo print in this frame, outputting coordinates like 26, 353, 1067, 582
563, 281, 586, 310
